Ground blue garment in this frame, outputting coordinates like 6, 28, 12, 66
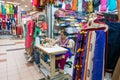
106, 21, 120, 72
34, 48, 40, 64
92, 30, 106, 80
81, 32, 89, 80
107, 0, 117, 11
1, 4, 6, 15
6, 22, 11, 30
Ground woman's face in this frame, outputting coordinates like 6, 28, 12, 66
60, 33, 66, 39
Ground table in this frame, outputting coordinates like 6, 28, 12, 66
35, 45, 68, 77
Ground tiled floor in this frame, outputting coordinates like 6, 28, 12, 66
0, 39, 44, 80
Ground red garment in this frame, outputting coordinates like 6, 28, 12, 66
33, 0, 40, 7
25, 20, 34, 48
2, 20, 6, 29
17, 26, 23, 35
0, 14, 2, 18
41, 21, 48, 30
14, 14, 18, 19
41, 22, 48, 30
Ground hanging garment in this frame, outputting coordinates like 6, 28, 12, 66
88, 1, 93, 12
100, 0, 107, 12
2, 20, 6, 30
6, 21, 11, 31
78, 0, 83, 12
1, 4, 6, 15
72, 0, 78, 11
25, 20, 35, 48
65, 0, 72, 10
33, 0, 40, 7
82, 0, 88, 12
2, 14, 6, 20
85, 31, 96, 80
40, 0, 45, 6
41, 21, 48, 30
107, 0, 117, 11
0, 5, 1, 15
93, 0, 100, 11
13, 5, 18, 14
9, 4, 14, 14
5, 4, 10, 14
0, 21, 2, 30
106, 21, 120, 73
92, 30, 106, 80
16, 26, 23, 36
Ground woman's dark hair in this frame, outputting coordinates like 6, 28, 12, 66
61, 31, 68, 36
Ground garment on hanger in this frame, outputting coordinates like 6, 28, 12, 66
1, 4, 6, 15
13, 5, 18, 14
82, 0, 88, 12
2, 20, 6, 30
0, 3, 2, 14
25, 20, 35, 48
107, 0, 117, 11
9, 4, 14, 14
100, 0, 107, 12
41, 21, 48, 30
6, 21, 11, 30
33, 0, 40, 7
88, 0, 93, 12
78, 0, 83, 12
5, 4, 10, 14
72, 0, 77, 11
93, 0, 100, 11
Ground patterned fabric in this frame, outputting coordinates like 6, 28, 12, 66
88, 1, 93, 12
82, 0, 88, 12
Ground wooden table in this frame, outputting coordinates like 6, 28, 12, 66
35, 45, 68, 78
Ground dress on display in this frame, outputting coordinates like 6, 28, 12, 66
5, 4, 10, 14
2, 20, 6, 30
25, 20, 35, 49
9, 4, 14, 14
1, 4, 6, 15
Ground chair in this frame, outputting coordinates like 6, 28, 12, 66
66, 39, 75, 68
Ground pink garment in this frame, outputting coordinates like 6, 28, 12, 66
25, 20, 34, 48
100, 0, 107, 12
56, 53, 69, 70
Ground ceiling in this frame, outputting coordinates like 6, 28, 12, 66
0, 0, 33, 11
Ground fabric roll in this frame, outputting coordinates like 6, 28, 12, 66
92, 30, 106, 80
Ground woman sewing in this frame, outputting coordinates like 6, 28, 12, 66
53, 31, 73, 73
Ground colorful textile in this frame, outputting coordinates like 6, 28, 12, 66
82, 0, 88, 12
25, 20, 35, 48
93, 0, 100, 11
0, 3, 2, 14
9, 4, 14, 14
5, 4, 10, 14
92, 30, 106, 80
2, 20, 6, 29
41, 21, 48, 30
1, 4, 6, 15
72, 0, 78, 11
100, 0, 107, 12
13, 5, 18, 14
78, 0, 83, 12
107, 0, 117, 11
88, 1, 93, 12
